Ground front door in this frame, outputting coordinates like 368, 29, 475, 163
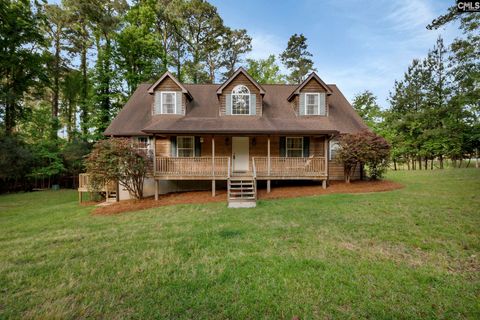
232, 137, 249, 172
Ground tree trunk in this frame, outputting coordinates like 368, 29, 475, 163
476, 149, 479, 169
424, 158, 428, 170
80, 44, 89, 137
393, 159, 397, 171
51, 33, 61, 139
439, 155, 444, 169
418, 157, 422, 170
431, 157, 434, 170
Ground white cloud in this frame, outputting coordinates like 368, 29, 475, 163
247, 31, 284, 60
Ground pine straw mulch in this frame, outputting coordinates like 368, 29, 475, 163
90, 180, 404, 215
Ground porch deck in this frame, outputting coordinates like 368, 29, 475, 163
153, 156, 328, 180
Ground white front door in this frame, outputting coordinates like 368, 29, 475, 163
232, 137, 249, 172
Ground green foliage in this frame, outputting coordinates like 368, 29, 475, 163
280, 33, 315, 84
351, 90, 383, 133
246, 55, 286, 84
85, 138, 148, 199
0, 0, 47, 134
0, 134, 34, 189
29, 140, 65, 180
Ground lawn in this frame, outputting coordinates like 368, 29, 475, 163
1, 169, 479, 319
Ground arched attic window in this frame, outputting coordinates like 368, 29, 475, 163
231, 85, 251, 115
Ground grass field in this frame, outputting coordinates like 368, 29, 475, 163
1, 169, 479, 319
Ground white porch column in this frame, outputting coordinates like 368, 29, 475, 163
324, 135, 329, 186
267, 136, 271, 193
212, 136, 215, 197
153, 135, 157, 176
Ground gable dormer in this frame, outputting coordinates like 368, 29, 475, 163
148, 71, 192, 116
216, 67, 265, 116
288, 72, 332, 116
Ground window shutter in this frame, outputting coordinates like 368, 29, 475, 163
154, 92, 162, 114
176, 92, 183, 115
279, 136, 286, 157
194, 136, 201, 156
319, 93, 326, 115
299, 93, 306, 116
170, 136, 177, 157
226, 94, 232, 115
250, 94, 256, 115
303, 137, 310, 157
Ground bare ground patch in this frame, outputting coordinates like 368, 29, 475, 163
92, 180, 403, 215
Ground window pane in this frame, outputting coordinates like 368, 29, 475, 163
287, 137, 302, 149
287, 149, 303, 157
162, 93, 175, 114
307, 94, 316, 104
232, 95, 250, 114
178, 149, 193, 157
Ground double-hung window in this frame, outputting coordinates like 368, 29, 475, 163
231, 85, 250, 115
286, 137, 303, 157
177, 136, 194, 157
305, 93, 319, 115
154, 91, 177, 114
329, 139, 340, 160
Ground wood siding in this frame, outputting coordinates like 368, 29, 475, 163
291, 78, 329, 116
151, 77, 186, 115
219, 73, 262, 116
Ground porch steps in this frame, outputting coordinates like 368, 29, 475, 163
228, 177, 257, 208
106, 191, 118, 203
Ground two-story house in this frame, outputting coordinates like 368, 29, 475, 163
104, 68, 368, 207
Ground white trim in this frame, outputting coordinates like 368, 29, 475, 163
231, 85, 251, 115
329, 139, 340, 161
176, 136, 195, 157
286, 136, 304, 158
160, 91, 177, 114
305, 93, 320, 115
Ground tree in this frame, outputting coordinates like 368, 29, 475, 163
220, 28, 252, 80
336, 131, 390, 183
43, 3, 69, 138
85, 138, 148, 199
0, 0, 46, 134
280, 33, 315, 84
63, 0, 94, 137
246, 55, 285, 84
115, 0, 164, 94
60, 69, 82, 141
351, 90, 383, 133
176, 0, 224, 83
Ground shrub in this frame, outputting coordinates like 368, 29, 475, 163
85, 138, 148, 199
337, 131, 390, 182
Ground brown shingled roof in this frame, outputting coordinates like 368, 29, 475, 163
104, 82, 368, 136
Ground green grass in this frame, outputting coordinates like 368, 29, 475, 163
1, 169, 479, 319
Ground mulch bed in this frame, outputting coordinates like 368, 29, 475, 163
91, 180, 403, 215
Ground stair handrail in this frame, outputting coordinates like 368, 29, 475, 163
252, 157, 257, 180
227, 157, 231, 179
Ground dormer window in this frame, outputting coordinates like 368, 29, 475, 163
232, 85, 250, 115
300, 92, 326, 116
306, 93, 319, 115
154, 91, 182, 115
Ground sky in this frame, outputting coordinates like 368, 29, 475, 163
209, 0, 461, 108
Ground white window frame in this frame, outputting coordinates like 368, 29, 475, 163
231, 85, 251, 115
305, 93, 320, 115
176, 136, 195, 158
161, 91, 177, 114
329, 139, 340, 160
133, 136, 153, 157
286, 137, 304, 158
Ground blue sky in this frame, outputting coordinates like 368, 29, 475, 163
210, 0, 460, 107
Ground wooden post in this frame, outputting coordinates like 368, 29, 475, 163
324, 135, 329, 184
267, 136, 271, 193
153, 135, 157, 176
322, 180, 327, 189
212, 136, 215, 197
155, 180, 159, 201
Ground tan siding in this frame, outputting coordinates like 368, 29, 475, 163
328, 160, 361, 180
152, 77, 186, 115
219, 73, 262, 116
292, 78, 330, 116
155, 137, 170, 157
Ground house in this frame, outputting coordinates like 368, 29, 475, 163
103, 68, 368, 207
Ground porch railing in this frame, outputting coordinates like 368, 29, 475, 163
78, 173, 117, 192
252, 156, 327, 177
155, 156, 230, 177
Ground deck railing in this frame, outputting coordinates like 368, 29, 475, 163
252, 156, 327, 177
155, 156, 230, 177
78, 173, 117, 192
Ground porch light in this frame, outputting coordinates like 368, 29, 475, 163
200, 137, 204, 143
